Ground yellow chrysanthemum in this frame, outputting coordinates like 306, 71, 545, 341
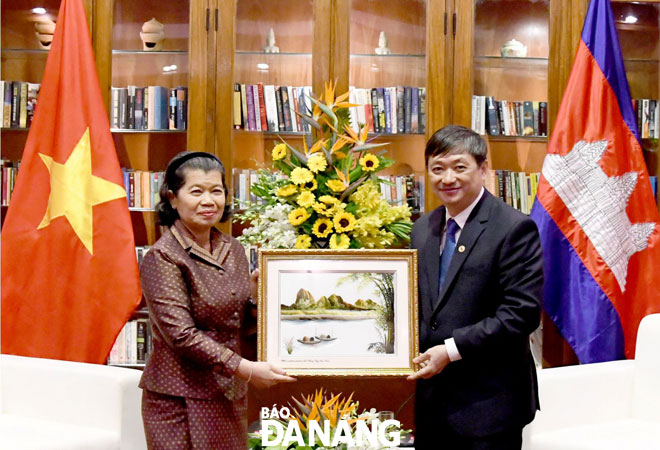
277, 184, 298, 197
272, 143, 287, 161
312, 218, 333, 238
326, 179, 346, 192
291, 167, 314, 185
318, 195, 340, 205
312, 202, 333, 217
296, 191, 316, 208
333, 211, 356, 232
301, 178, 318, 191
307, 154, 327, 173
288, 208, 310, 226
329, 233, 350, 250
359, 153, 380, 172
295, 234, 312, 249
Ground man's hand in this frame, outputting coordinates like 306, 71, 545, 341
407, 344, 451, 381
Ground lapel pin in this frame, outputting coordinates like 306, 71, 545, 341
458, 245, 466, 253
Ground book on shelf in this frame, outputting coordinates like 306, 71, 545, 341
108, 317, 151, 365
122, 169, 164, 209
486, 170, 540, 215
0, 81, 42, 129
251, 84, 262, 131
233, 83, 242, 129
377, 174, 425, 214
110, 85, 187, 131
473, 95, 548, 137
1, 160, 20, 207
633, 98, 660, 139
345, 86, 425, 135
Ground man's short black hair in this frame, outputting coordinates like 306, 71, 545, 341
425, 125, 487, 166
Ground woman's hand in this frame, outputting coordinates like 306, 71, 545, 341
236, 359, 296, 389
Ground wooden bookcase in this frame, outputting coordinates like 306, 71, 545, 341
3, 0, 660, 431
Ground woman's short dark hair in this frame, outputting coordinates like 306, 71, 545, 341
424, 125, 487, 167
156, 151, 231, 227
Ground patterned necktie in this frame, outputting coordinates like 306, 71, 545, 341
438, 218, 459, 296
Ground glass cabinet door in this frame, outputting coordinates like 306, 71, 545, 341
470, 0, 549, 215
611, 0, 660, 205
349, 0, 427, 218
1, 1, 72, 215
110, 0, 191, 244
231, 0, 314, 230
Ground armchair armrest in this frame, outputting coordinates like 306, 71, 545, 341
525, 360, 635, 436
1, 355, 146, 450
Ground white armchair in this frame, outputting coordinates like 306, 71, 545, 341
523, 313, 660, 450
0, 354, 147, 450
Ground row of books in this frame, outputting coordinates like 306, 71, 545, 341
111, 85, 188, 131
472, 96, 548, 137
377, 174, 425, 213
1, 81, 40, 129
121, 169, 164, 209
1, 160, 19, 206
485, 170, 541, 215
348, 86, 426, 135
233, 83, 313, 133
107, 318, 151, 365
634, 98, 660, 139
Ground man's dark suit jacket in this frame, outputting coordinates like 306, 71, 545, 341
411, 190, 543, 441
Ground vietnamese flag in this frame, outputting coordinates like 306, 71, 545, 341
1, 0, 141, 363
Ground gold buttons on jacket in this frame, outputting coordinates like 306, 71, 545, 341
458, 245, 466, 253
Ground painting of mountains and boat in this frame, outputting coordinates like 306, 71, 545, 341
278, 270, 395, 357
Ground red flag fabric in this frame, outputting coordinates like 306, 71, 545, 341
1, 0, 141, 363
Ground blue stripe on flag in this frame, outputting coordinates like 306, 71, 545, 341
530, 200, 625, 363
581, 0, 639, 140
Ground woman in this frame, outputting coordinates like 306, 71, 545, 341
139, 151, 295, 449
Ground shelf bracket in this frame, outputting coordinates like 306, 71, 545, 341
453, 12, 457, 38
444, 12, 447, 35
206, 8, 210, 32
215, 8, 219, 31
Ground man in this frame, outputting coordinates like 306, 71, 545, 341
408, 125, 543, 449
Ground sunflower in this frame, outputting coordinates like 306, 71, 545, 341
307, 154, 327, 173
359, 153, 379, 172
296, 191, 316, 208
272, 143, 287, 161
301, 178, 318, 191
288, 208, 310, 226
312, 218, 333, 238
329, 233, 350, 249
333, 211, 356, 232
326, 179, 346, 192
295, 234, 312, 249
277, 184, 298, 197
291, 167, 314, 185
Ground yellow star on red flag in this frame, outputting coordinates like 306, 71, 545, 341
37, 127, 127, 254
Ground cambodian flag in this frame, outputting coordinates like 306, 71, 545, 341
530, 0, 660, 363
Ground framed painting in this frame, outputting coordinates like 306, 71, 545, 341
257, 249, 419, 376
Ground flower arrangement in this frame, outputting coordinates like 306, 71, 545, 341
248, 389, 410, 450
234, 82, 413, 250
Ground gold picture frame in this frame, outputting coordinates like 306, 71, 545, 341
257, 249, 419, 376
